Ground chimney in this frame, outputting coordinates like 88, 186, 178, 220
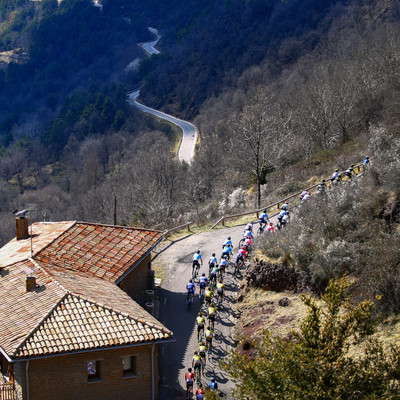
16, 217, 29, 240
26, 276, 36, 292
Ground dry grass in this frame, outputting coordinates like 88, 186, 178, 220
235, 287, 321, 340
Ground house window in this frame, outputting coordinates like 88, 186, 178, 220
122, 356, 136, 378
87, 360, 101, 382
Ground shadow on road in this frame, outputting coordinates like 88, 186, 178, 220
158, 287, 202, 399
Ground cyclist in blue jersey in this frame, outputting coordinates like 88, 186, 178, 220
219, 255, 228, 277
208, 253, 218, 274
199, 273, 208, 298
258, 209, 269, 229
208, 377, 218, 392
192, 250, 203, 277
222, 236, 233, 249
186, 279, 195, 303
221, 244, 232, 260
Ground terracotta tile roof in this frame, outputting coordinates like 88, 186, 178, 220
0, 261, 172, 359
0, 221, 172, 359
0, 222, 75, 268
34, 222, 163, 282
0, 260, 66, 357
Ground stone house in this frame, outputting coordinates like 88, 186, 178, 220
0, 218, 172, 400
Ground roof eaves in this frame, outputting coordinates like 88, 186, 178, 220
115, 235, 164, 285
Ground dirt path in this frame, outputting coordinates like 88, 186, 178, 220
154, 224, 248, 399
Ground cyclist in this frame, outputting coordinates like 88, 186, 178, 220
243, 227, 254, 241
205, 286, 213, 306
216, 279, 225, 305
266, 222, 274, 232
199, 273, 208, 298
192, 351, 203, 380
209, 263, 219, 287
219, 255, 227, 277
187, 279, 195, 303
207, 302, 217, 330
277, 209, 288, 224
222, 236, 233, 249
244, 237, 252, 252
235, 247, 246, 272
196, 312, 205, 342
208, 253, 218, 274
247, 220, 255, 232
195, 383, 205, 399
192, 250, 203, 277
205, 326, 214, 353
345, 164, 354, 180
300, 189, 310, 203
199, 341, 207, 368
208, 377, 218, 392
258, 209, 269, 229
221, 244, 232, 260
281, 201, 289, 213
185, 367, 195, 399
330, 168, 340, 182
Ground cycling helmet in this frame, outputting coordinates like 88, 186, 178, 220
263, 209, 266, 213
335, 168, 339, 172
351, 164, 354, 167
285, 201, 289, 204
212, 253, 215, 256
197, 250, 200, 254
270, 222, 273, 225
223, 255, 228, 259
366, 156, 369, 159
228, 236, 231, 240
251, 220, 254, 223
202, 273, 205, 276
322, 179, 325, 182
211, 378, 215, 382
189, 279, 193, 283
194, 351, 198, 355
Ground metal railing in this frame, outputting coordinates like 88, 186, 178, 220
0, 382, 15, 400
210, 162, 365, 229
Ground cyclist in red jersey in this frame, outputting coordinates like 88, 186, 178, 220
195, 383, 205, 399
185, 367, 195, 399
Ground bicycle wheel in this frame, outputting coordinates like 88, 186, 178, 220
257, 227, 263, 236
238, 238, 245, 248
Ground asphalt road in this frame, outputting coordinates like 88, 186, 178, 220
126, 28, 198, 164
153, 224, 248, 399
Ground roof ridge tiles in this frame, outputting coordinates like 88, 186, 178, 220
75, 221, 164, 234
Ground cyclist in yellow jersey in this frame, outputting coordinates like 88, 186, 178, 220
198, 341, 207, 367
196, 312, 205, 342
207, 303, 217, 330
205, 326, 214, 353
205, 286, 213, 306
192, 351, 203, 380
216, 279, 225, 306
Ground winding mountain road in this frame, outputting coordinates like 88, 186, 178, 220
127, 28, 198, 164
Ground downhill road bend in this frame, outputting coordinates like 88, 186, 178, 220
127, 28, 198, 164
154, 224, 249, 400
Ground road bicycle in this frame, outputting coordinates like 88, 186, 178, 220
187, 292, 194, 309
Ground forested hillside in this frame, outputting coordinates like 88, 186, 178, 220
0, 0, 399, 252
